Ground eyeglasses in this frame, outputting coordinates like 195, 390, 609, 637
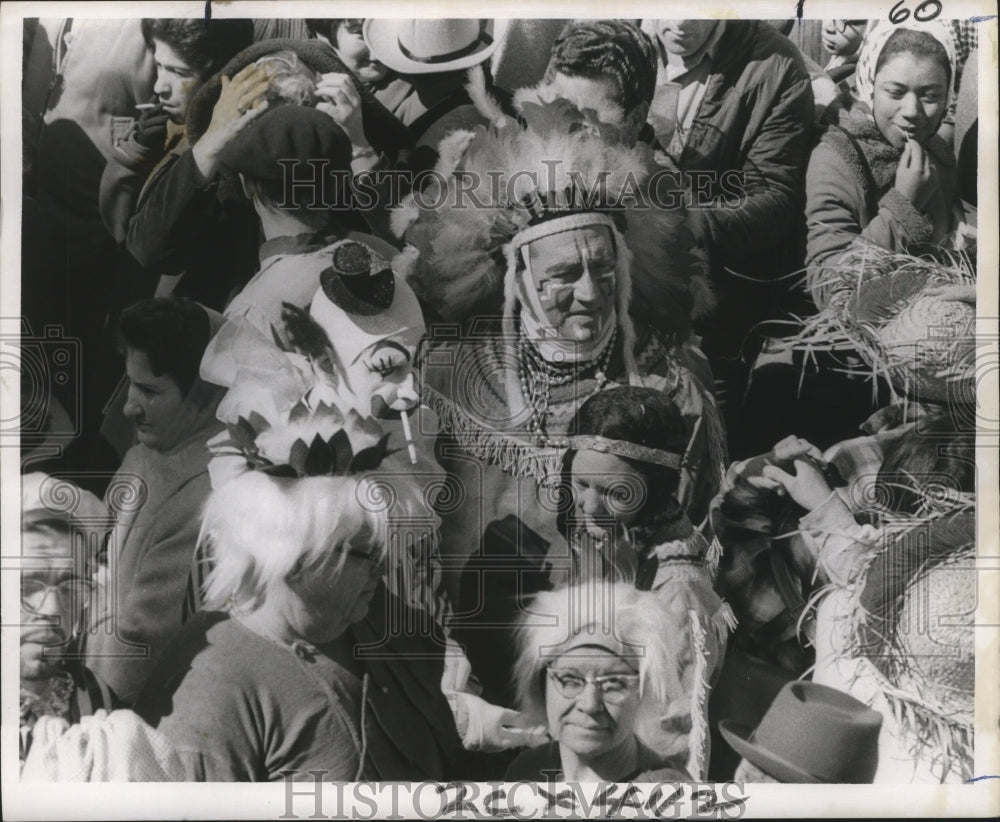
833, 20, 867, 33
547, 667, 640, 706
21, 578, 94, 614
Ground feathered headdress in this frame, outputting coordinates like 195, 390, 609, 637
391, 87, 712, 340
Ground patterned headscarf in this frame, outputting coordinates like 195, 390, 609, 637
854, 19, 957, 112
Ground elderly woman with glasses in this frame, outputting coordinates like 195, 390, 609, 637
135, 466, 393, 782
505, 581, 716, 781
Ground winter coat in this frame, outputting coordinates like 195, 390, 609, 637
86, 419, 223, 705
673, 20, 814, 290
805, 101, 957, 309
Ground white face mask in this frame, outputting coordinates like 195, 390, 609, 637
307, 240, 426, 415
341, 336, 421, 418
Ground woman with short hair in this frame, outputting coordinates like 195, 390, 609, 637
506, 581, 712, 781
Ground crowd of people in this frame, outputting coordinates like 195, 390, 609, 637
18, 16, 979, 785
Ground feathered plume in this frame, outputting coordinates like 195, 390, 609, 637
392, 102, 710, 338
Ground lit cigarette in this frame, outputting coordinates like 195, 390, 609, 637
399, 411, 418, 465
135, 103, 159, 110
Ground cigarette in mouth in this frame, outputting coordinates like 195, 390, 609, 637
135, 103, 159, 110
399, 410, 418, 465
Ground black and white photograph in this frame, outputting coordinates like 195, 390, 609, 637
1, 2, 997, 818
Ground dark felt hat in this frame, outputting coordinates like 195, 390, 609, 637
219, 105, 351, 180
719, 680, 883, 783
185, 38, 412, 156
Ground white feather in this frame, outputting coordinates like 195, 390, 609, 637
389, 194, 421, 240
464, 64, 509, 126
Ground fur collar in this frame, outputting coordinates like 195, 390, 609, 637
821, 101, 955, 198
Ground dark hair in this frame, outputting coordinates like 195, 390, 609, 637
141, 18, 254, 78
545, 20, 657, 116
305, 19, 361, 43
558, 386, 689, 534
117, 298, 213, 396
875, 28, 952, 90
873, 415, 975, 514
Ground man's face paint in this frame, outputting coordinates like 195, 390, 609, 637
523, 224, 617, 344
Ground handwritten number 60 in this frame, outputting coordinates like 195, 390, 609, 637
890, 0, 944, 23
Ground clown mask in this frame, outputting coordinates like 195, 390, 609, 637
309, 240, 425, 418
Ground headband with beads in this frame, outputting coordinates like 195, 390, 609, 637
557, 435, 683, 469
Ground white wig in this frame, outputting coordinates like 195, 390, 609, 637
199, 471, 388, 611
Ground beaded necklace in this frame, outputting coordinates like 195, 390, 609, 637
516, 326, 617, 445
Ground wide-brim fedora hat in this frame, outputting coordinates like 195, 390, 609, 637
364, 19, 509, 75
719, 681, 883, 783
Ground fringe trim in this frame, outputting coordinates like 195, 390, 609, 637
423, 385, 563, 484
714, 601, 738, 638
687, 611, 711, 781
877, 675, 974, 783
611, 226, 642, 387
705, 536, 724, 580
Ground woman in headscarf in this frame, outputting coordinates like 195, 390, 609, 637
805, 20, 959, 309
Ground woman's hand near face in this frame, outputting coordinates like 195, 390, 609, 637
315, 73, 368, 148
192, 64, 271, 182
895, 138, 940, 211
315, 72, 379, 172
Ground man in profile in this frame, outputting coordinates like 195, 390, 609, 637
86, 297, 224, 706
